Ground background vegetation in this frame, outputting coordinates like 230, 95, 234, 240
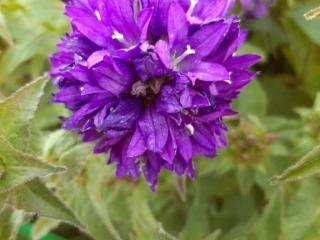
0, 0, 320, 239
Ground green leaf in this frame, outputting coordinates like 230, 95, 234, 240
282, 180, 320, 240
0, 135, 64, 193
54, 151, 124, 240
0, 207, 24, 240
233, 79, 268, 117
5, 179, 81, 226
0, 11, 14, 46
155, 224, 178, 240
58, 180, 122, 240
43, 130, 81, 163
270, 145, 320, 184
181, 186, 209, 240
0, 194, 7, 211
236, 165, 255, 195
0, 34, 52, 81
131, 188, 158, 240
0, 0, 67, 83
203, 230, 221, 240
0, 158, 4, 178
32, 218, 60, 240
0, 75, 48, 152
247, 17, 287, 53
288, 4, 320, 46
238, 43, 267, 63
247, 191, 283, 240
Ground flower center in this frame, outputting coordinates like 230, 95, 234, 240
131, 76, 171, 100
130, 52, 173, 101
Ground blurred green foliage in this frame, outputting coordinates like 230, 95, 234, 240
0, 0, 320, 240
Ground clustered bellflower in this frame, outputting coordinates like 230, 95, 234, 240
240, 0, 276, 18
51, 0, 260, 191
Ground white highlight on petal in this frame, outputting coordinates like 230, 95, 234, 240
224, 72, 232, 84
186, 45, 196, 55
187, 0, 198, 17
112, 30, 125, 42
94, 10, 102, 21
140, 42, 150, 52
174, 45, 196, 66
186, 124, 195, 136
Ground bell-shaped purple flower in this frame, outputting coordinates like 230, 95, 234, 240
51, 0, 260, 191
240, 0, 276, 19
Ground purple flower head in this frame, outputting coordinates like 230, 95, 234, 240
240, 0, 276, 19
51, 0, 260, 191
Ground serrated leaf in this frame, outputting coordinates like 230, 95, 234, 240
270, 145, 320, 184
0, 75, 48, 152
56, 152, 122, 239
32, 218, 60, 240
0, 207, 24, 240
58, 180, 121, 240
5, 179, 81, 226
305, 6, 320, 20
43, 130, 81, 163
0, 135, 64, 193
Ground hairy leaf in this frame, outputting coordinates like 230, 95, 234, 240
51, 146, 123, 240
58, 180, 121, 240
0, 135, 64, 193
0, 207, 24, 240
5, 179, 81, 226
270, 145, 320, 184
0, 75, 48, 152
32, 218, 60, 240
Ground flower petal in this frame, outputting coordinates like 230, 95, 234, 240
127, 126, 146, 157
168, 1, 188, 48
187, 62, 229, 84
139, 106, 169, 152
189, 20, 230, 58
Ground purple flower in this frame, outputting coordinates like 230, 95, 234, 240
240, 0, 276, 19
51, 0, 260, 191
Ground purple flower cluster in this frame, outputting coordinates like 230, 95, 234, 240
240, 0, 276, 19
51, 0, 260, 190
